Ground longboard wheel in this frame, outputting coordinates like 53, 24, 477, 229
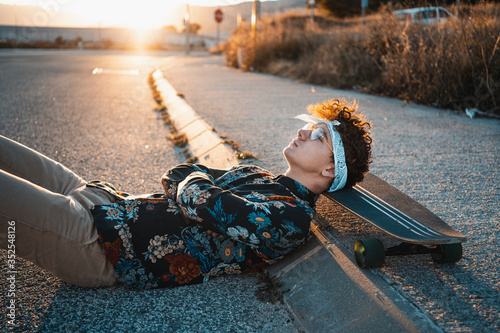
354, 239, 385, 268
431, 243, 463, 263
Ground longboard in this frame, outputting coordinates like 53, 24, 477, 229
323, 173, 467, 268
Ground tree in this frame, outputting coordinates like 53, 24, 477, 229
163, 25, 177, 32
181, 22, 201, 34
319, 0, 361, 17
319, 0, 383, 17
55, 36, 64, 45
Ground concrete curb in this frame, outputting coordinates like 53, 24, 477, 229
268, 223, 442, 333
152, 69, 238, 169
151, 69, 440, 333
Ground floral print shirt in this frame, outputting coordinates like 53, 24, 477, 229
90, 164, 318, 289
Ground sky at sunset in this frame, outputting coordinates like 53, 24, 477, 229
0, 0, 271, 29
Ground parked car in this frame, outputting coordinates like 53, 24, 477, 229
394, 7, 456, 24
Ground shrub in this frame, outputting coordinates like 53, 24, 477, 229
379, 4, 500, 113
224, 4, 500, 116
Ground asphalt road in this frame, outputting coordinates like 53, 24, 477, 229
159, 55, 500, 332
1, 49, 499, 333
0, 50, 300, 332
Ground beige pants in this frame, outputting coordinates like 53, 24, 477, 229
0, 135, 117, 287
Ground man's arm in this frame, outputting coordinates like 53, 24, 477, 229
175, 171, 313, 260
161, 163, 231, 200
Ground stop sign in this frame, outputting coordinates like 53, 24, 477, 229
214, 9, 223, 23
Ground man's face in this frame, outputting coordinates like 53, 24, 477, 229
283, 122, 334, 174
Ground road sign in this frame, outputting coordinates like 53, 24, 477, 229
215, 9, 223, 23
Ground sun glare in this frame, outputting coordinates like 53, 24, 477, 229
4, 0, 248, 30
80, 0, 185, 30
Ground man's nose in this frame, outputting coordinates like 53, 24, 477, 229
297, 128, 311, 141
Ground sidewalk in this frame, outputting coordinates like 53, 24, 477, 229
154, 53, 500, 332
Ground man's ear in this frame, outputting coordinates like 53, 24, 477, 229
321, 166, 335, 179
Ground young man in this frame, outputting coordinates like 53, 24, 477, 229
0, 98, 372, 289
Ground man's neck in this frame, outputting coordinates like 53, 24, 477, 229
284, 168, 325, 195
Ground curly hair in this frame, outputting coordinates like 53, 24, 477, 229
307, 98, 372, 188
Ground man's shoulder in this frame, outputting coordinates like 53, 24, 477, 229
218, 165, 277, 183
227, 164, 273, 175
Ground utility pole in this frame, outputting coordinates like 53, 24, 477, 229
98, 21, 102, 49
14, 4, 18, 39
185, 4, 190, 55
252, 0, 258, 46
361, 0, 368, 25
309, 0, 315, 27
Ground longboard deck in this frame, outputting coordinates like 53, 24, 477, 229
324, 173, 466, 245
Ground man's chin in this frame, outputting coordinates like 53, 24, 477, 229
282, 146, 297, 165
283, 146, 292, 157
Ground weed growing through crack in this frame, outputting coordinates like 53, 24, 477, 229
149, 71, 197, 162
237, 151, 258, 160
219, 134, 258, 161
168, 133, 188, 147
222, 138, 241, 151
255, 271, 289, 304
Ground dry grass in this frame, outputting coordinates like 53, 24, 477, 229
224, 4, 500, 116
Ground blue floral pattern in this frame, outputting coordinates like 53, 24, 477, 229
92, 164, 318, 289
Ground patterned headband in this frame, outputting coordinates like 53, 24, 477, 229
294, 114, 347, 192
